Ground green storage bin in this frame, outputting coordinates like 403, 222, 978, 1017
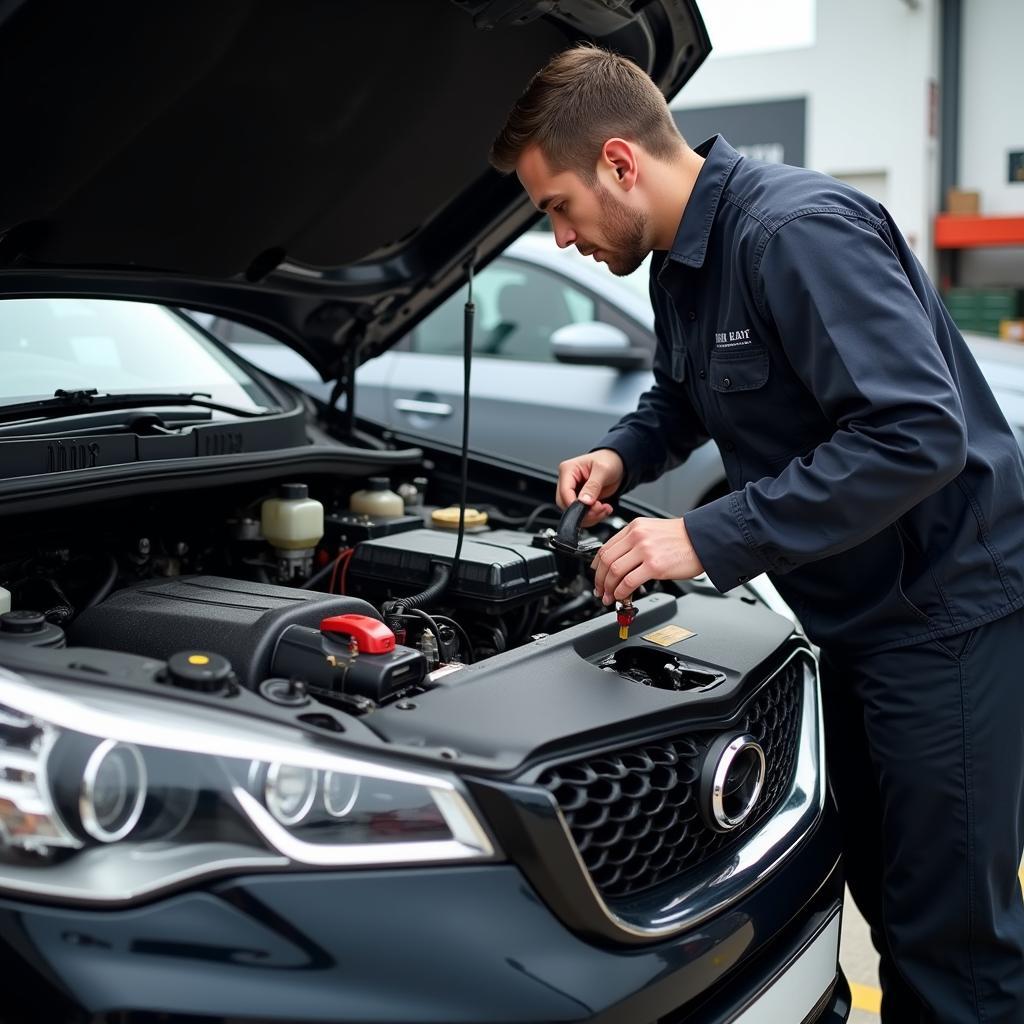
943, 288, 1023, 336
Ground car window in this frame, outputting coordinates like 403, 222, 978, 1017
0, 298, 272, 409
413, 259, 596, 363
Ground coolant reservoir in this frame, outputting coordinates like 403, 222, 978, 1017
261, 483, 324, 550
349, 477, 404, 517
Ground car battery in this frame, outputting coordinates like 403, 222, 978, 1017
346, 528, 559, 610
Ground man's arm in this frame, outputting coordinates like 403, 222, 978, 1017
682, 211, 967, 594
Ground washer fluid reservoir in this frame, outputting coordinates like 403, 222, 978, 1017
262, 483, 324, 549
261, 484, 324, 583
349, 477, 404, 517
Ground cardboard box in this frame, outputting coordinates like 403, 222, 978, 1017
1000, 319, 1024, 343
946, 188, 981, 215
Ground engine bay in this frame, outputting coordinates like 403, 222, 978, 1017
0, 467, 743, 719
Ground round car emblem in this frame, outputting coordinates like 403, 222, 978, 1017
699, 733, 766, 832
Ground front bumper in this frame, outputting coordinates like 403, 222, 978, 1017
0, 796, 844, 1024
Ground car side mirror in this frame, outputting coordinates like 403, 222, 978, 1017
550, 322, 649, 370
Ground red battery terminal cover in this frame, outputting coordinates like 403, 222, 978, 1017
320, 614, 396, 654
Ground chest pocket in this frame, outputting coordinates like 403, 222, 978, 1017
709, 346, 769, 393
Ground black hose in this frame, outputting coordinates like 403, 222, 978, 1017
388, 562, 451, 611
82, 554, 119, 611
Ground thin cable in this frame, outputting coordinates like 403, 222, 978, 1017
430, 614, 474, 664
401, 607, 442, 646
450, 258, 475, 587
339, 549, 355, 595
523, 502, 561, 531
332, 548, 355, 594
81, 554, 119, 610
302, 552, 342, 591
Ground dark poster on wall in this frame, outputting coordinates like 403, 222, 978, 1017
1010, 151, 1024, 184
673, 98, 807, 167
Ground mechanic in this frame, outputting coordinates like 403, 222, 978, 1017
489, 45, 1024, 1024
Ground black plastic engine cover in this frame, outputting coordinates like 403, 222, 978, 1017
347, 528, 559, 607
68, 575, 378, 687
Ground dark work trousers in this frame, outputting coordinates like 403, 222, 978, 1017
819, 606, 1024, 1023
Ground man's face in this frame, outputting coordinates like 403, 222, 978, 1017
516, 145, 650, 277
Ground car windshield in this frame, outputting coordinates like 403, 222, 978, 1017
0, 298, 272, 411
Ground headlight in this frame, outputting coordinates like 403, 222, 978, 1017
0, 668, 496, 903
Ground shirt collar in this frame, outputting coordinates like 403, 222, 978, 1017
667, 135, 742, 269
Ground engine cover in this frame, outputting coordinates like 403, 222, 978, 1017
67, 575, 378, 687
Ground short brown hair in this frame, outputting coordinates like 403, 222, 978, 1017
489, 44, 683, 181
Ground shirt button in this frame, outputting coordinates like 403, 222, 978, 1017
722, 440, 736, 452
698, 369, 707, 380
688, 311, 697, 321
737, 575, 750, 584
722, 377, 732, 389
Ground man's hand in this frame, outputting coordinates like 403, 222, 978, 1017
591, 517, 705, 604
557, 449, 624, 528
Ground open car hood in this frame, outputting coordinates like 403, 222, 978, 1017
0, 0, 708, 382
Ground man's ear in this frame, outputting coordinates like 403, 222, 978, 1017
600, 138, 638, 190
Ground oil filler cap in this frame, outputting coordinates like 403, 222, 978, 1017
0, 610, 66, 648
0, 610, 47, 634
165, 651, 234, 693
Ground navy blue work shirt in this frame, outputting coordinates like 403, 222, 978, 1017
595, 135, 1024, 653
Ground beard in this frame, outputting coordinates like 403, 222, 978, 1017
595, 183, 650, 276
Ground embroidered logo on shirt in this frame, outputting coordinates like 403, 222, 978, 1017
714, 328, 753, 348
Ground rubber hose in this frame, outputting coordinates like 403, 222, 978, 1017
391, 562, 451, 611
82, 554, 119, 611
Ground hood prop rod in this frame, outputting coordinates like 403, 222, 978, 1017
328, 311, 372, 441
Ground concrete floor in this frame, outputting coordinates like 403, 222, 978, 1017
839, 890, 880, 1022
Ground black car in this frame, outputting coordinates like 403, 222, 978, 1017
0, 2, 849, 1022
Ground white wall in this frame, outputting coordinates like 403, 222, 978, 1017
958, 0, 1024, 286
672, 0, 940, 266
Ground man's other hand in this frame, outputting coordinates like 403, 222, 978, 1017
591, 517, 705, 604
557, 449, 625, 528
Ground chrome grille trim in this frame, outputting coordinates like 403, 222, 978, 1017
539, 658, 802, 897
546, 646, 825, 940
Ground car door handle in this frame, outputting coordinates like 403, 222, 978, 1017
393, 399, 454, 417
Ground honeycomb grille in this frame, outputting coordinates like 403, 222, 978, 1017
537, 657, 804, 899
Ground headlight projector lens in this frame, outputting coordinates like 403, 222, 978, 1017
80, 741, 147, 843
263, 763, 317, 826
323, 771, 360, 818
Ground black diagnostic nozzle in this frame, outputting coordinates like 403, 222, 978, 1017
547, 500, 602, 558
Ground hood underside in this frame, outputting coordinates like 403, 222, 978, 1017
0, 0, 709, 379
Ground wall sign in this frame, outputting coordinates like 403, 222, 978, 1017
672, 98, 807, 167
1009, 151, 1024, 184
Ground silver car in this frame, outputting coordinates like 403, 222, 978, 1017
214, 231, 1024, 514
213, 231, 728, 515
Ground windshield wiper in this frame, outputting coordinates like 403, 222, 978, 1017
0, 389, 270, 426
